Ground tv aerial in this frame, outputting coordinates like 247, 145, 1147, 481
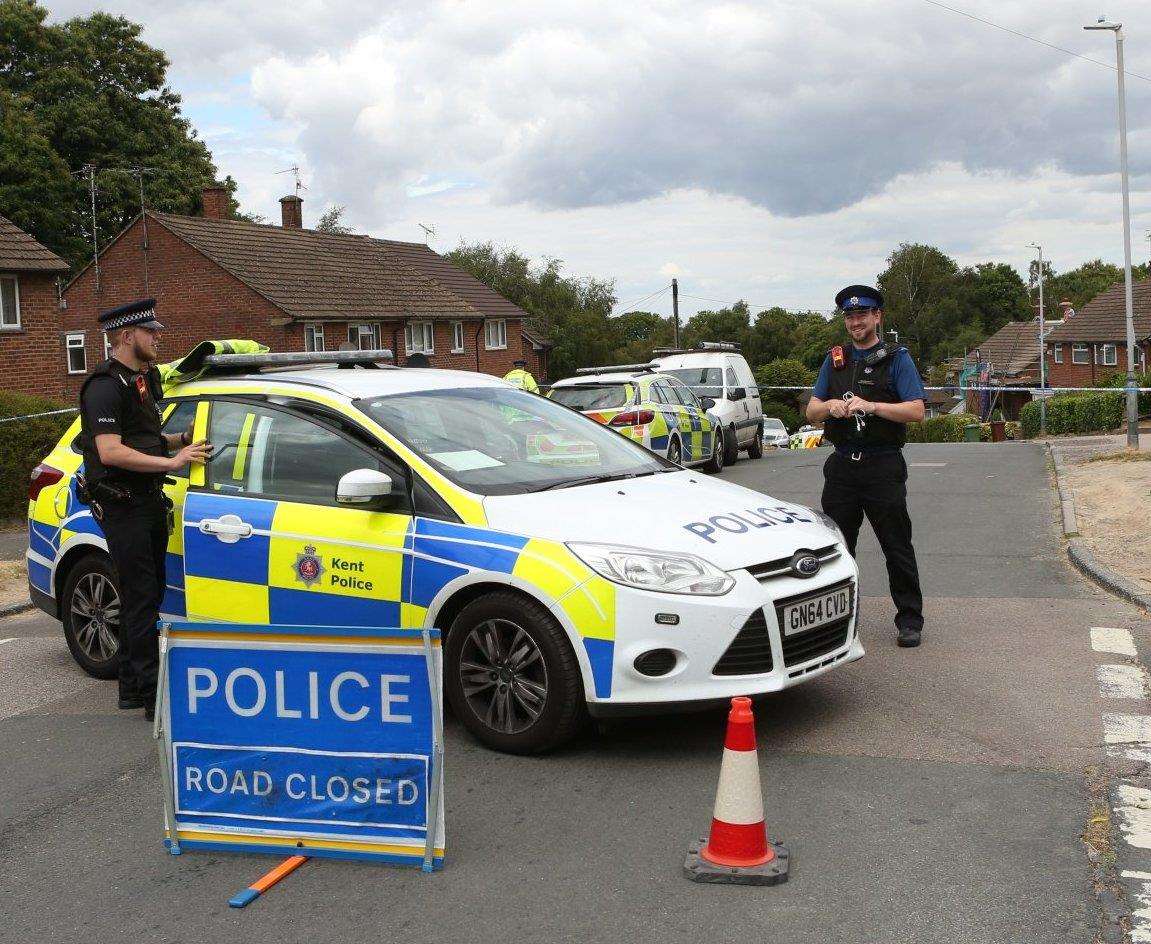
276, 165, 308, 196
418, 222, 437, 243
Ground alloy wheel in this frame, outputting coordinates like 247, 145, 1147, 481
458, 618, 549, 735
70, 572, 120, 662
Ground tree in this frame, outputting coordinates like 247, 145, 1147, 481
682, 301, 751, 350
315, 205, 352, 234
876, 243, 960, 363
610, 310, 674, 363
0, 1, 230, 267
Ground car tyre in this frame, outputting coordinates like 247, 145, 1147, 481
703, 428, 725, 474
444, 590, 586, 754
666, 436, 683, 465
723, 424, 739, 465
747, 424, 764, 459
61, 553, 121, 680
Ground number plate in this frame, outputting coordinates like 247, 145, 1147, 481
779, 585, 853, 637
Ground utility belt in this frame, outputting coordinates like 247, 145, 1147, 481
833, 445, 903, 463
76, 472, 173, 530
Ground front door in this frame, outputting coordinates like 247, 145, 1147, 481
181, 399, 415, 627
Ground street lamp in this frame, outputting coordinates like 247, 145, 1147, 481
1029, 242, 1047, 436
1084, 16, 1139, 448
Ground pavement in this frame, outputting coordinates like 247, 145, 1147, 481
0, 442, 1144, 943
0, 524, 25, 561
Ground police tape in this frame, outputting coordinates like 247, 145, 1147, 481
757, 385, 1151, 394
0, 407, 79, 425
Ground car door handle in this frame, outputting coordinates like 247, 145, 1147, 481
199, 513, 254, 544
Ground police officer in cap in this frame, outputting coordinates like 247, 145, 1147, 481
79, 300, 212, 718
503, 358, 539, 393
806, 286, 926, 647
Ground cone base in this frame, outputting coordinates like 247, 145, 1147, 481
683, 838, 790, 886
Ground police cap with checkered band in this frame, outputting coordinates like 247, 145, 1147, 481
97, 298, 165, 331
834, 285, 884, 313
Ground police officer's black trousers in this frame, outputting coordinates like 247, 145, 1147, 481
820, 450, 924, 633
100, 494, 168, 703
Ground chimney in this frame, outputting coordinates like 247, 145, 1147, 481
280, 195, 303, 229
201, 184, 230, 220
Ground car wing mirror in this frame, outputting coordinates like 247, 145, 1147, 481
337, 468, 396, 508
728, 387, 746, 401
700, 396, 716, 410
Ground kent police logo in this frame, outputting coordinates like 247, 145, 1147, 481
849, 295, 859, 306
294, 545, 325, 588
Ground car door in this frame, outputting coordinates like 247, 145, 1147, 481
158, 397, 207, 619
181, 398, 417, 627
667, 379, 708, 462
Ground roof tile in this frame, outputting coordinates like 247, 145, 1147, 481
0, 215, 69, 273
1046, 278, 1151, 344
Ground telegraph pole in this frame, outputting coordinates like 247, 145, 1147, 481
672, 278, 680, 348
1029, 243, 1047, 436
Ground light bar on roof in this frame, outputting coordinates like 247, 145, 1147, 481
203, 349, 395, 369
574, 362, 659, 376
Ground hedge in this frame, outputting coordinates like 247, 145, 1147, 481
904, 412, 980, 443
0, 390, 75, 521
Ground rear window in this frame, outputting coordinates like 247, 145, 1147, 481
550, 384, 631, 411
662, 368, 723, 398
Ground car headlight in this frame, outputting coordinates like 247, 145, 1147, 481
567, 542, 735, 595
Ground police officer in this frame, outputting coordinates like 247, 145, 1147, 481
806, 286, 926, 648
79, 300, 211, 718
503, 359, 539, 393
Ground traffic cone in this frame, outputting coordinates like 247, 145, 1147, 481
683, 696, 789, 885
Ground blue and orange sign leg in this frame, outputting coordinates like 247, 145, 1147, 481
229, 855, 309, 908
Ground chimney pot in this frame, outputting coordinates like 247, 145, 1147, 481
201, 184, 230, 220
280, 195, 303, 229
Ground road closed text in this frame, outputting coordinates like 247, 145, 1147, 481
183, 765, 419, 806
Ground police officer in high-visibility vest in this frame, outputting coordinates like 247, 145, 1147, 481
503, 359, 539, 393
806, 285, 926, 648
79, 300, 212, 718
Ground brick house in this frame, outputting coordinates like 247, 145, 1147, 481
951, 318, 1057, 419
1043, 278, 1151, 387
59, 187, 550, 397
0, 216, 71, 399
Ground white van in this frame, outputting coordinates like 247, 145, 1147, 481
653, 343, 764, 464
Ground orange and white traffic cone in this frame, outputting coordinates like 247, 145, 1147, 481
684, 696, 789, 885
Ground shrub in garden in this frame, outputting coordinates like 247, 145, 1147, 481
0, 391, 75, 521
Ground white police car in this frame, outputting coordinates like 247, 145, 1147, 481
27, 351, 861, 754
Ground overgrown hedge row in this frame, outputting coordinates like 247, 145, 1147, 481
0, 391, 75, 521
904, 412, 980, 443
1019, 371, 1151, 438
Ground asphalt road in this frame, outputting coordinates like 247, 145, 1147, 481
1, 442, 1142, 943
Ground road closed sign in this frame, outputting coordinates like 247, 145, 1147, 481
154, 622, 444, 871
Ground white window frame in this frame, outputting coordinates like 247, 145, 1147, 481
1101, 343, 1118, 367
348, 323, 379, 350
1071, 343, 1089, 365
304, 323, 325, 353
65, 332, 87, 374
0, 275, 20, 329
1052, 344, 1063, 364
405, 320, 435, 355
484, 319, 507, 351
451, 321, 465, 353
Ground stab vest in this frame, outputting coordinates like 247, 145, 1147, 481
79, 358, 167, 490
822, 344, 908, 450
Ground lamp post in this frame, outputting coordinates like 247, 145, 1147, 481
1085, 16, 1139, 447
1029, 242, 1047, 436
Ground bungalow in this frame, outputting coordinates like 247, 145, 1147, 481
1043, 278, 1151, 387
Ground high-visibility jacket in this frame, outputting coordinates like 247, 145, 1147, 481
503, 368, 539, 393
157, 339, 269, 391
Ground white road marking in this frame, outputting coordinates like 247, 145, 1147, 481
909, 462, 947, 467
1093, 626, 1138, 657
1098, 664, 1147, 699
1124, 871, 1151, 881
1114, 784, 1151, 850
0, 637, 16, 646
1104, 714, 1151, 764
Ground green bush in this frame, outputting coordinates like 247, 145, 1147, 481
1020, 392, 1126, 438
0, 390, 75, 521
905, 412, 980, 443
760, 398, 801, 434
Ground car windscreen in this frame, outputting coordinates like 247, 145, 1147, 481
357, 386, 669, 496
764, 419, 786, 431
549, 383, 631, 412
661, 367, 723, 398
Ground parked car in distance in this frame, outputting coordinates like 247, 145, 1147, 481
762, 417, 790, 448
651, 342, 763, 465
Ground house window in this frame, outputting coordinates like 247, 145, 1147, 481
405, 320, 434, 355
484, 319, 507, 350
1101, 343, 1118, 367
304, 323, 325, 352
1052, 344, 1063, 364
1072, 344, 1089, 365
451, 321, 465, 353
348, 323, 379, 350
0, 276, 19, 328
65, 333, 87, 374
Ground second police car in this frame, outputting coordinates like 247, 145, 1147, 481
27, 351, 862, 754
548, 363, 724, 471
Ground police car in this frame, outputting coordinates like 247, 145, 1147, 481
548, 364, 723, 471
27, 350, 861, 754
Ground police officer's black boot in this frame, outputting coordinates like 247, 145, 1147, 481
897, 625, 921, 648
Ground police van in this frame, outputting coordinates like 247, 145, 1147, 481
652, 343, 764, 465
27, 350, 861, 754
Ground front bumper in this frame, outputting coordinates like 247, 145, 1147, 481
594, 550, 862, 705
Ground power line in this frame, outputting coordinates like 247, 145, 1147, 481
919, 0, 1151, 84
614, 284, 671, 313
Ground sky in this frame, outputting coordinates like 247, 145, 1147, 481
50, 0, 1151, 319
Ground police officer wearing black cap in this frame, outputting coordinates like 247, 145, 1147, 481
79, 300, 212, 718
806, 285, 926, 648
